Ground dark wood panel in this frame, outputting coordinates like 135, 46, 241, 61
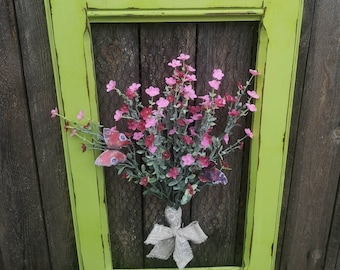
191, 22, 257, 267
12, 0, 78, 269
139, 22, 197, 268
91, 23, 145, 268
278, 0, 340, 268
0, 0, 51, 269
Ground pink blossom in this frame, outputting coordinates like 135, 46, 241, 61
120, 103, 129, 113
149, 145, 157, 154
197, 155, 210, 167
213, 69, 224, 80
145, 117, 158, 128
188, 106, 200, 114
249, 69, 260, 76
177, 53, 190, 60
126, 88, 136, 100
139, 176, 149, 186
224, 133, 229, 144
182, 154, 195, 166
50, 107, 58, 118
246, 103, 257, 112
214, 95, 226, 108
201, 133, 212, 149
247, 90, 259, 99
185, 74, 197, 82
208, 80, 221, 90
156, 97, 169, 108
127, 119, 139, 131
187, 183, 195, 196
165, 77, 176, 85
168, 127, 176, 135
168, 59, 182, 68
145, 134, 155, 147
183, 85, 197, 100
186, 65, 196, 72
162, 150, 171, 160
129, 83, 141, 92
106, 80, 116, 92
133, 132, 144, 140
177, 118, 186, 126
228, 109, 240, 117
189, 127, 198, 136
183, 135, 193, 145
114, 110, 123, 121
244, 128, 253, 138
167, 167, 179, 179
191, 113, 202, 121
140, 107, 152, 120
237, 82, 244, 91
199, 95, 212, 107
184, 118, 194, 124
225, 95, 237, 102
70, 129, 77, 137
145, 86, 160, 97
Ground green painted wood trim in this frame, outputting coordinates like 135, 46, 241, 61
243, 0, 304, 269
44, 1, 112, 269
86, 0, 262, 9
88, 8, 263, 23
44, 0, 304, 269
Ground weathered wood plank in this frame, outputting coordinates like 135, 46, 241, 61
139, 22, 197, 268
278, 0, 340, 268
12, 0, 79, 269
0, 0, 51, 269
91, 23, 145, 268
191, 22, 257, 267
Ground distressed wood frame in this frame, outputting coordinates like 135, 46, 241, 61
43, 1, 304, 269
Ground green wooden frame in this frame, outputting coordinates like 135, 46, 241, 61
44, 1, 303, 269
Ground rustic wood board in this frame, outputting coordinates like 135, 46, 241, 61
0, 0, 51, 268
277, 0, 340, 268
12, 0, 79, 269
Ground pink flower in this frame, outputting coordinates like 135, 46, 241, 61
165, 77, 176, 85
183, 135, 193, 145
191, 113, 202, 121
214, 95, 226, 108
70, 129, 77, 137
120, 103, 129, 113
156, 97, 169, 108
245, 128, 253, 138
149, 145, 157, 153
133, 132, 144, 140
106, 80, 116, 92
224, 133, 229, 144
188, 106, 200, 114
167, 167, 179, 179
127, 119, 139, 131
247, 90, 259, 99
186, 65, 196, 72
182, 154, 195, 166
225, 95, 237, 102
145, 134, 155, 147
197, 155, 210, 167
246, 103, 257, 112
187, 183, 195, 196
145, 117, 158, 128
184, 118, 194, 124
168, 59, 182, 68
139, 176, 149, 186
201, 133, 212, 149
145, 86, 160, 97
162, 150, 171, 160
177, 53, 190, 60
183, 85, 197, 100
50, 107, 58, 118
237, 82, 244, 91
168, 127, 176, 135
189, 127, 198, 136
208, 80, 221, 90
129, 83, 141, 92
185, 74, 197, 82
140, 107, 152, 120
213, 69, 224, 80
249, 69, 260, 76
228, 109, 240, 117
199, 95, 211, 107
114, 110, 123, 121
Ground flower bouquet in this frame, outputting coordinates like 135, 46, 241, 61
51, 53, 259, 269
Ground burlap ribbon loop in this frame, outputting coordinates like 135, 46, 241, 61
144, 206, 208, 269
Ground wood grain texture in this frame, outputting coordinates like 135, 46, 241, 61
191, 22, 257, 267
0, 0, 51, 269
278, 0, 340, 269
91, 23, 145, 268
12, 0, 79, 269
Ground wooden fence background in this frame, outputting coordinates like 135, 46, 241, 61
0, 0, 339, 269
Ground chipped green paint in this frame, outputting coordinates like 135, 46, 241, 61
44, 0, 304, 269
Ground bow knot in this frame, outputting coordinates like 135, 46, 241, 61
144, 206, 208, 269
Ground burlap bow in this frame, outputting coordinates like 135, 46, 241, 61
144, 206, 208, 269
